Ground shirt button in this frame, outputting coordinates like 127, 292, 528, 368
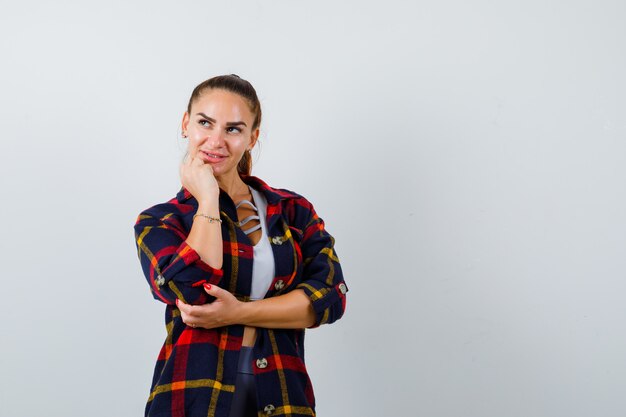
155, 274, 165, 287
271, 236, 284, 245
274, 280, 285, 291
338, 283, 347, 294
263, 404, 276, 415
256, 358, 268, 369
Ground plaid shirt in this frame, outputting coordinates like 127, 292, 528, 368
133, 175, 348, 417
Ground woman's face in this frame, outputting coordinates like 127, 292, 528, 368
182, 89, 259, 179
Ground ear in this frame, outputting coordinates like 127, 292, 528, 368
181, 112, 190, 135
248, 128, 260, 150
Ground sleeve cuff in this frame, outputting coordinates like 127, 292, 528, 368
296, 280, 348, 328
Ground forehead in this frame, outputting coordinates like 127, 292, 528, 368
191, 89, 253, 121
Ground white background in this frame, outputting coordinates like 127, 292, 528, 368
1, 1, 625, 416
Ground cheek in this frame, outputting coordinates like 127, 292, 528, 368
187, 138, 202, 151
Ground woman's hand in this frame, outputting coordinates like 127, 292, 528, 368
179, 153, 220, 204
176, 283, 242, 329
176, 284, 316, 330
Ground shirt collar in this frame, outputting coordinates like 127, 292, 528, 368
175, 175, 300, 205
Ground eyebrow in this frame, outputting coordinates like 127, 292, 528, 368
196, 113, 247, 127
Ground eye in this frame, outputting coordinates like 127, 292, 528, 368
198, 119, 212, 127
227, 126, 242, 133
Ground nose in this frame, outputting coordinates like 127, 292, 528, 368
206, 130, 225, 148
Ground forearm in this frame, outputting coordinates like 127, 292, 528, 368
185, 199, 223, 269
239, 289, 316, 329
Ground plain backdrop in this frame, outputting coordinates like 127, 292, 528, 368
1, 1, 625, 416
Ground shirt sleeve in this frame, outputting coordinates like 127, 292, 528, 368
133, 211, 224, 305
294, 201, 348, 328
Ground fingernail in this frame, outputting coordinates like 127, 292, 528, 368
175, 299, 179, 305
203, 283, 212, 290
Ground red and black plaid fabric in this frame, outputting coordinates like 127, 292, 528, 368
133, 175, 348, 417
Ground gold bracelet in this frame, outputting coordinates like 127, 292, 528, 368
193, 213, 222, 224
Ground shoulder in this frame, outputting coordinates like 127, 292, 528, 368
244, 175, 318, 225
243, 175, 309, 205
245, 175, 315, 207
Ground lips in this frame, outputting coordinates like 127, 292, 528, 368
200, 150, 227, 162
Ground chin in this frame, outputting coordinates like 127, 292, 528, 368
212, 165, 237, 178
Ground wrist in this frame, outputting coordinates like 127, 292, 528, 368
197, 200, 220, 214
237, 299, 255, 326
193, 213, 221, 224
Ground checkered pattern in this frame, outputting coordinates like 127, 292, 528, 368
134, 175, 348, 417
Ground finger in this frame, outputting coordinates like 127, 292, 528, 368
179, 310, 196, 325
182, 315, 198, 328
203, 283, 224, 298
182, 316, 199, 328
176, 298, 193, 315
191, 154, 205, 166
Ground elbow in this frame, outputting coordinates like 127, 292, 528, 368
297, 280, 349, 328
201, 254, 223, 271
206, 260, 223, 270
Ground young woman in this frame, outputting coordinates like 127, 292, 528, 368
133, 74, 348, 417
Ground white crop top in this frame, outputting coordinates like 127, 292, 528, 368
247, 186, 276, 301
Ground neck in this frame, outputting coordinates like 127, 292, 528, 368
216, 171, 248, 198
